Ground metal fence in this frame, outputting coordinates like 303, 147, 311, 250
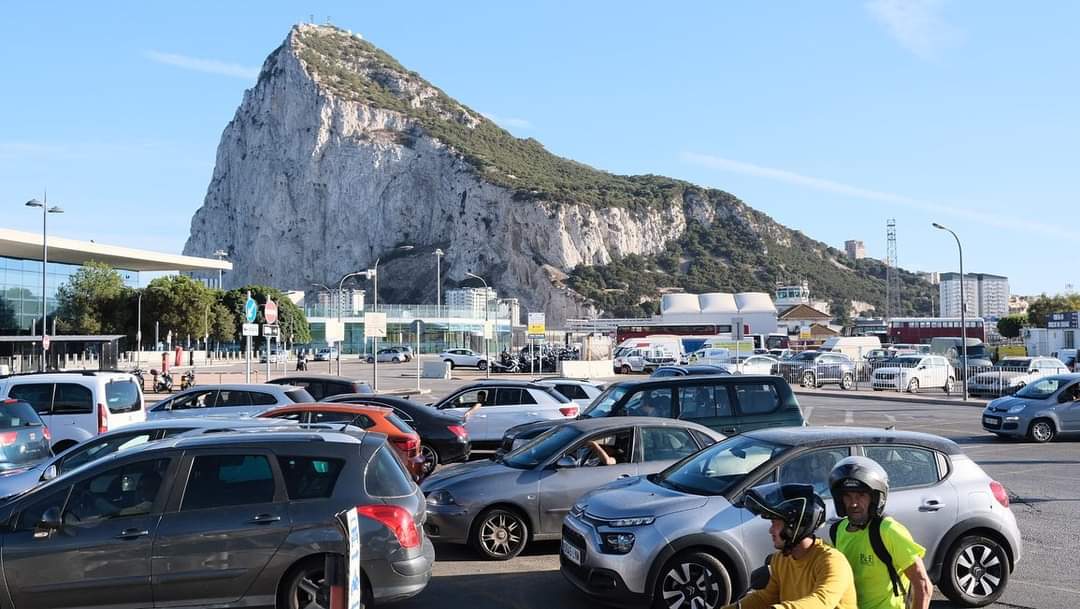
774, 359, 1045, 397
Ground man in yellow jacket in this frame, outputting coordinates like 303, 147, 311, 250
723, 483, 857, 609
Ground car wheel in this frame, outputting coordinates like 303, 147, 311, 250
840, 373, 854, 390
420, 443, 439, 478
800, 371, 815, 388
907, 377, 920, 394
939, 535, 1009, 607
653, 550, 731, 609
619, 365, 632, 374
472, 508, 528, 560
478, 360, 488, 371
1028, 418, 1056, 443
444, 359, 455, 370
279, 556, 370, 609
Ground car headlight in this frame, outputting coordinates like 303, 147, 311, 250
605, 516, 655, 527
1006, 404, 1027, 414
425, 489, 455, 506
601, 532, 636, 554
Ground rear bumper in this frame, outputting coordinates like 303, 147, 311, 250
366, 537, 435, 602
431, 438, 470, 465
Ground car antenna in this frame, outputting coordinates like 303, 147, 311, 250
884, 424, 895, 431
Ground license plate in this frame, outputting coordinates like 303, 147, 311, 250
562, 539, 582, 565
983, 416, 999, 427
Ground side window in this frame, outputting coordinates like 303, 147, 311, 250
641, 427, 699, 462
565, 430, 634, 467
7, 383, 54, 415
59, 432, 155, 475
53, 384, 94, 415
494, 388, 524, 405
678, 385, 734, 420
625, 388, 673, 418
778, 448, 851, 495
393, 408, 415, 424
451, 389, 492, 408
309, 411, 356, 424
734, 383, 781, 415
16, 485, 72, 532
556, 384, 590, 400
216, 390, 252, 407
265, 411, 304, 422
277, 456, 344, 500
365, 446, 414, 497
691, 429, 718, 448
863, 446, 941, 489
249, 392, 281, 406
65, 458, 171, 524
182, 454, 276, 511
169, 390, 217, 411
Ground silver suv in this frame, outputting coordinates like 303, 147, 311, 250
562, 427, 1021, 609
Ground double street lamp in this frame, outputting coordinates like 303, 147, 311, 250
25, 196, 63, 372
465, 272, 493, 379
933, 222, 968, 402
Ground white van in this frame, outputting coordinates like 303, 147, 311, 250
613, 336, 681, 373
819, 336, 883, 360
0, 372, 146, 452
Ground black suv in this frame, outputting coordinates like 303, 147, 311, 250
0, 428, 434, 609
498, 375, 805, 455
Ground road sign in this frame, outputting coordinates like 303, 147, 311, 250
365, 312, 387, 338
528, 312, 546, 337
242, 323, 260, 337
244, 297, 258, 323
484, 321, 495, 340
264, 299, 278, 325
732, 316, 745, 341
42, 334, 50, 351
325, 320, 345, 343
261, 324, 279, 337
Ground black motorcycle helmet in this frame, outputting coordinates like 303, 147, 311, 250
742, 483, 826, 552
828, 456, 889, 519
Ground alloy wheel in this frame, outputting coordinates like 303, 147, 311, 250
476, 510, 527, 559
660, 561, 722, 609
420, 444, 438, 477
289, 566, 328, 609
953, 542, 1004, 600
908, 377, 920, 393
1030, 420, 1055, 443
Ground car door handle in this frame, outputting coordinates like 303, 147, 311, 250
526, 411, 539, 416
114, 528, 150, 539
617, 473, 632, 479
919, 499, 945, 512
249, 513, 282, 524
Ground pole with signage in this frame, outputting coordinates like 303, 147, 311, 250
243, 292, 257, 382
365, 312, 387, 392
264, 298, 278, 382
528, 312, 545, 376
733, 316, 744, 373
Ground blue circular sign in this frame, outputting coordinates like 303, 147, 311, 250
244, 298, 258, 323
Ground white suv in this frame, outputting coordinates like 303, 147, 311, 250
439, 348, 487, 370
431, 382, 577, 447
0, 372, 146, 452
535, 378, 604, 407
872, 354, 953, 393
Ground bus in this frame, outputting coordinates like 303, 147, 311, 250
615, 323, 788, 352
887, 317, 986, 345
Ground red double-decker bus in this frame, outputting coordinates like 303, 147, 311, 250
887, 317, 986, 345
615, 323, 789, 350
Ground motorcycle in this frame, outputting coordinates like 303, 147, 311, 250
151, 369, 173, 393
490, 351, 520, 373
129, 368, 145, 390
180, 370, 196, 391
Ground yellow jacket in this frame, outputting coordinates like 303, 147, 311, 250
724, 539, 857, 609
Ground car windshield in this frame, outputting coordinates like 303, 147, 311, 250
794, 352, 817, 361
502, 425, 583, 469
997, 359, 1030, 368
1015, 378, 1066, 399
580, 385, 630, 418
893, 356, 923, 366
654, 435, 788, 496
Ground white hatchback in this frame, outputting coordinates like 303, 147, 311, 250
0, 372, 146, 452
535, 378, 604, 408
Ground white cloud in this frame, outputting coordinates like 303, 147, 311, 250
481, 112, 532, 130
866, 0, 962, 59
144, 50, 260, 80
680, 151, 1070, 238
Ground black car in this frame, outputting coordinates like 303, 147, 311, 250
498, 374, 805, 455
0, 399, 52, 472
324, 393, 470, 476
650, 365, 731, 378
267, 374, 374, 400
0, 427, 434, 609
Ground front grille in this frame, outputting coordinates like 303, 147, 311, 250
982, 415, 1002, 429
563, 525, 587, 548
875, 373, 897, 380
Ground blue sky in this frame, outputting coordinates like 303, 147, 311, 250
2, 1, 1077, 296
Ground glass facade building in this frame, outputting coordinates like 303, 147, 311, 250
0, 256, 138, 333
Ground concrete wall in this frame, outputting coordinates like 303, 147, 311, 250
559, 359, 615, 379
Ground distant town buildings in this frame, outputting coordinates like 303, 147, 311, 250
445, 286, 497, 318
939, 273, 1009, 320
844, 240, 866, 260
1008, 295, 1033, 316
918, 271, 940, 285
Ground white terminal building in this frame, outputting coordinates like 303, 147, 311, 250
939, 273, 1009, 320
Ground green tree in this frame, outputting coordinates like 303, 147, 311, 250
143, 275, 221, 344
996, 314, 1027, 339
1025, 294, 1080, 327
54, 261, 132, 335
223, 285, 310, 344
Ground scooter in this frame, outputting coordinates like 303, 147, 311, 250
490, 351, 520, 373
180, 370, 196, 391
151, 369, 173, 393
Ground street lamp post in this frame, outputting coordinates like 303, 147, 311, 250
466, 272, 492, 379
25, 196, 63, 372
933, 222, 968, 402
136, 290, 143, 370
434, 249, 444, 309
311, 283, 335, 373
336, 272, 370, 376
213, 249, 228, 289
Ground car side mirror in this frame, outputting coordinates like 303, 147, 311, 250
40, 464, 58, 482
35, 506, 62, 537
556, 456, 578, 469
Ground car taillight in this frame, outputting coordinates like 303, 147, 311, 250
0, 432, 17, 447
559, 406, 578, 417
447, 425, 468, 439
990, 481, 1010, 508
42, 427, 51, 441
356, 504, 420, 549
97, 403, 109, 434
392, 436, 420, 452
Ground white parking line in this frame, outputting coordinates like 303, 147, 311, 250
844, 410, 854, 424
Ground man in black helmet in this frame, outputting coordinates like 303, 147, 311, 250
723, 483, 856, 609
828, 457, 932, 609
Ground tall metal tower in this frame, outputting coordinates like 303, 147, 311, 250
885, 219, 900, 319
